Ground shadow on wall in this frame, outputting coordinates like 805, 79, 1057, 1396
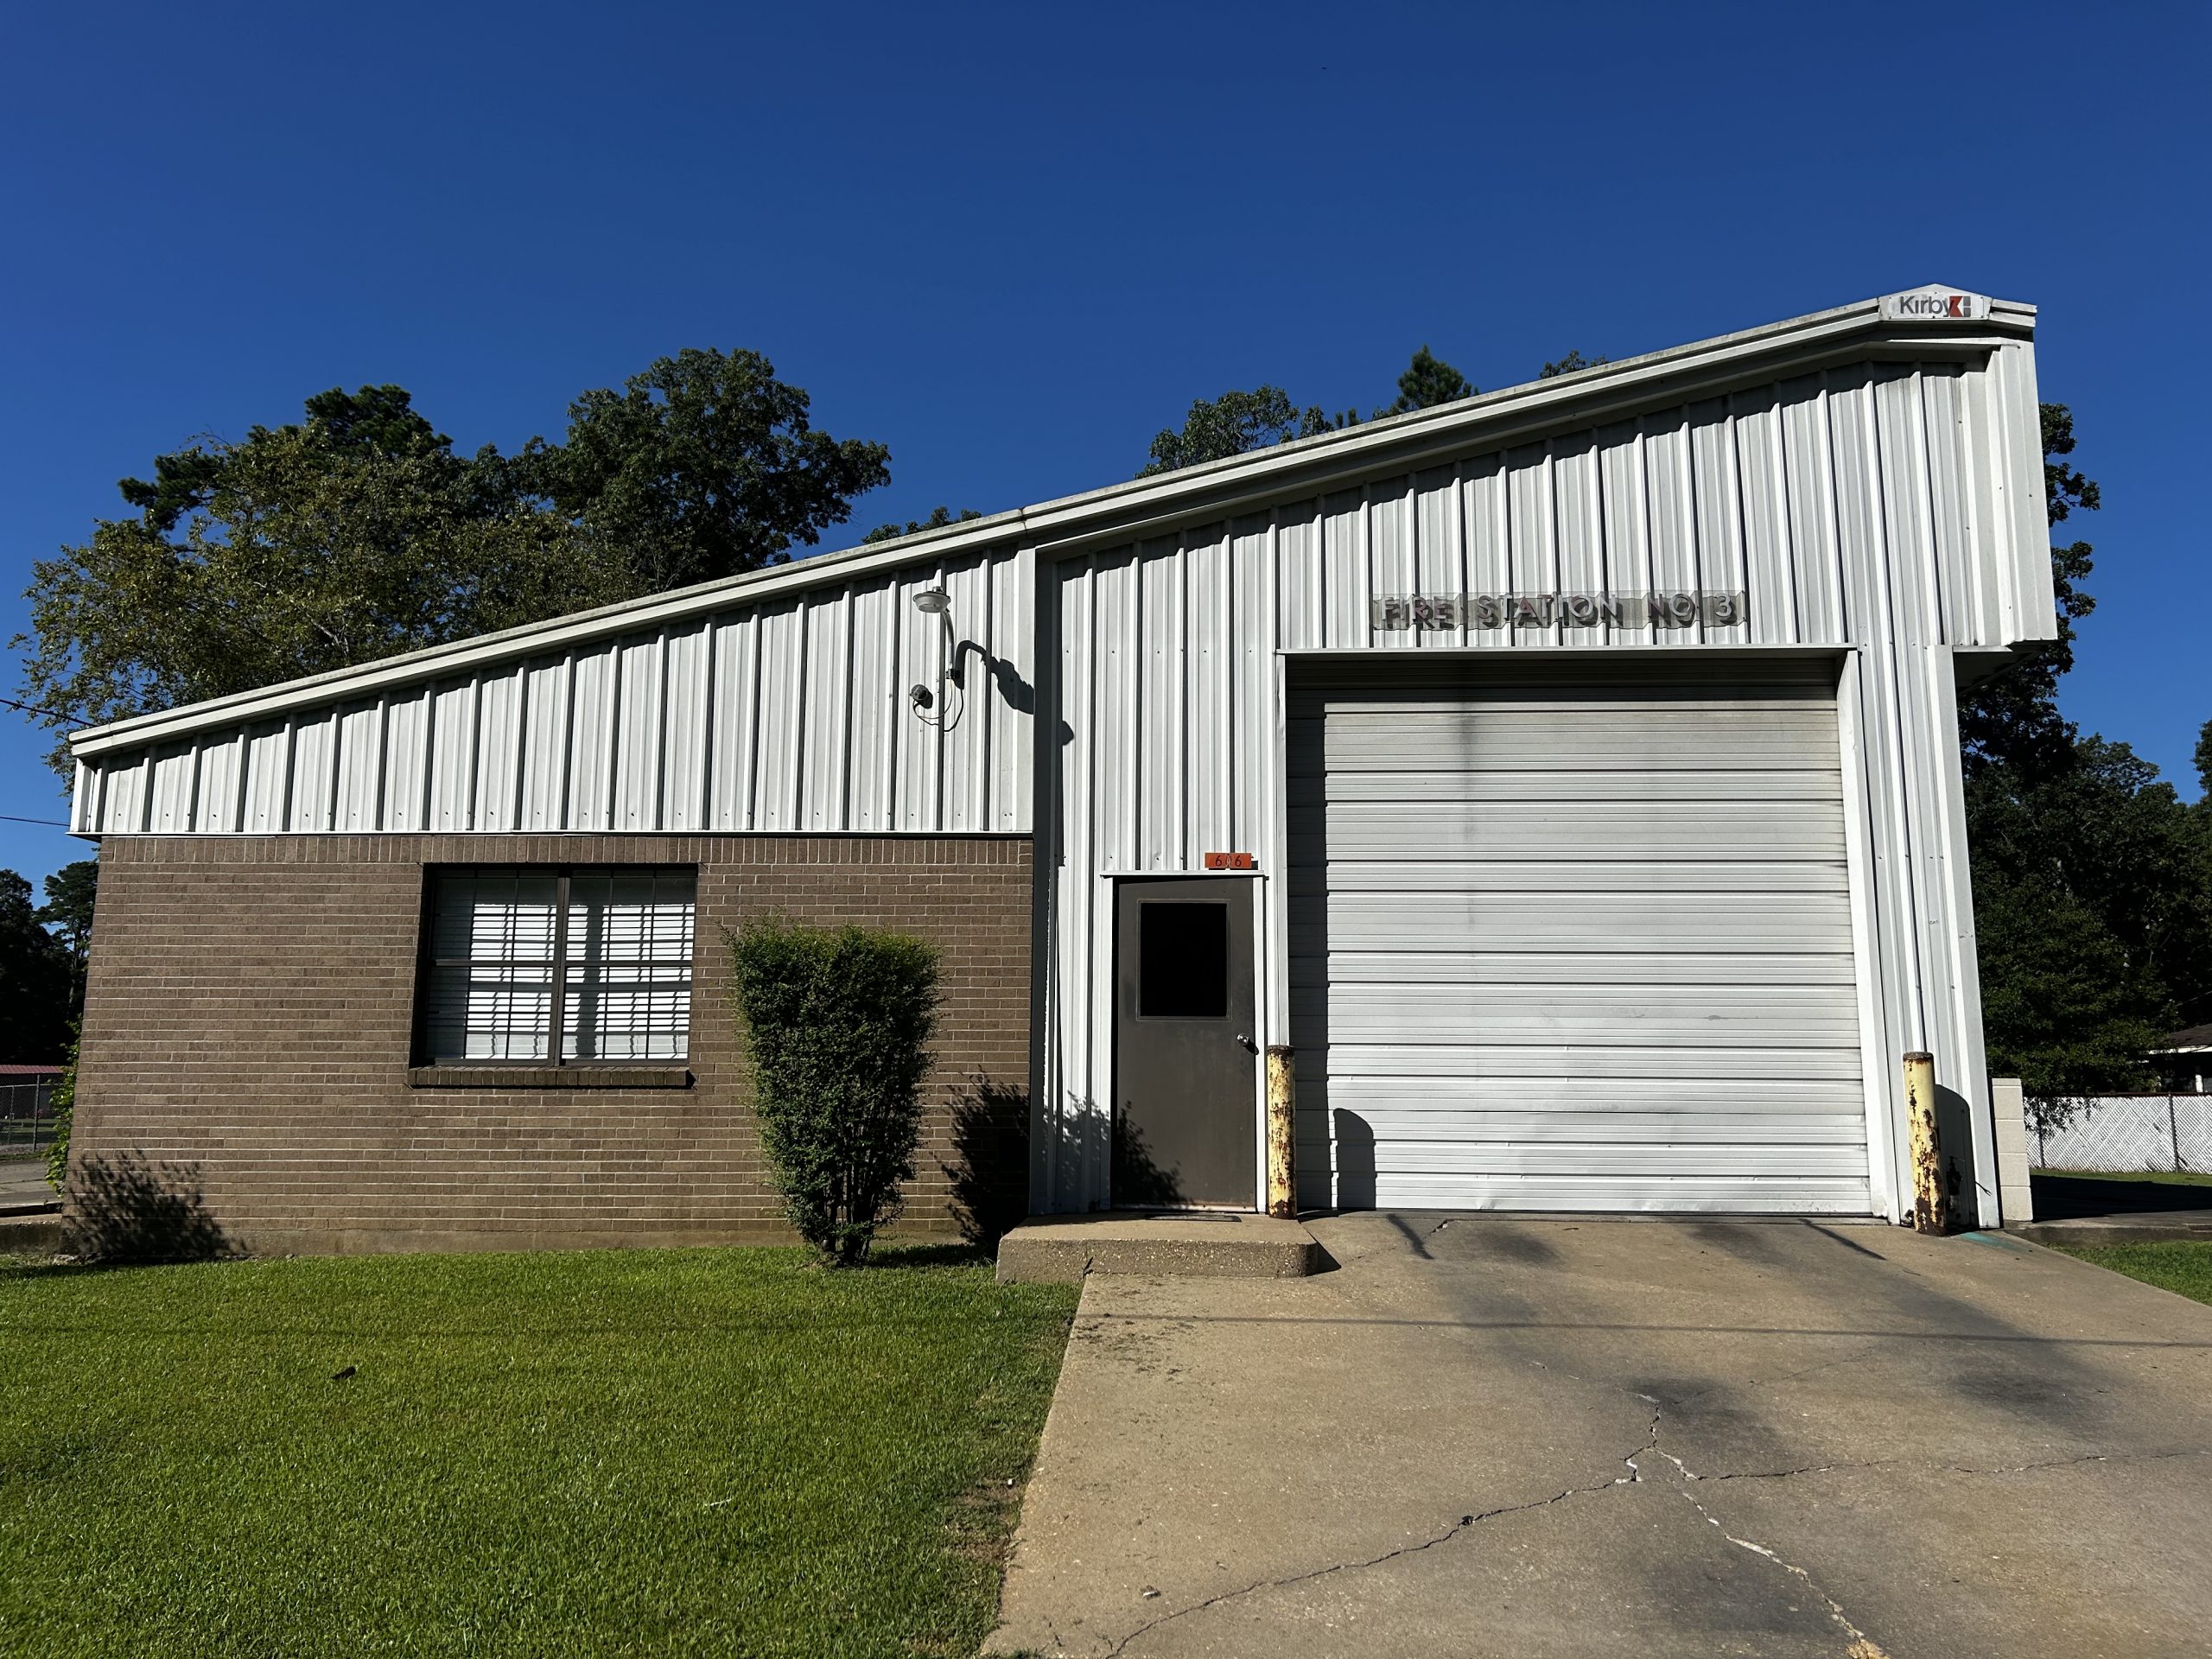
958, 1090, 1201, 1224
1288, 736, 1379, 1214
988, 1091, 1436, 1218
1332, 1109, 1377, 1210
1935, 1084, 1976, 1218
64, 1151, 232, 1264
943, 1076, 1033, 1249
1109, 1117, 1184, 1209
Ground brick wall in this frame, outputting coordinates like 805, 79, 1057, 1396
73, 835, 1033, 1255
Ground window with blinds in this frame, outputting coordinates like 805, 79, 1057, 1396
418, 868, 696, 1065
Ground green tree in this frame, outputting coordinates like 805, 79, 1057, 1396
1957, 404, 2101, 780
0, 871, 72, 1063
862, 506, 982, 544
1959, 404, 2212, 1119
116, 385, 461, 531
1139, 386, 1311, 476
35, 860, 97, 1012
1390, 345, 1475, 412
1967, 738, 2212, 1113
540, 348, 890, 592
1541, 349, 1608, 378
1974, 879, 2165, 1107
17, 410, 632, 770
1300, 405, 1365, 435
17, 354, 891, 768
1139, 346, 1482, 476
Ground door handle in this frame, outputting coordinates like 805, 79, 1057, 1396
1236, 1033, 1258, 1055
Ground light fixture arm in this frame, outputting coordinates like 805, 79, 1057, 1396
908, 586, 971, 723
937, 613, 965, 689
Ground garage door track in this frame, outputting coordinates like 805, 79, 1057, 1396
988, 1214, 2212, 1658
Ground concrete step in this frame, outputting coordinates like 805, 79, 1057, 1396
0, 1212, 65, 1254
997, 1211, 1325, 1284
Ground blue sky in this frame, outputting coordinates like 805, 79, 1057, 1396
3, 2, 2206, 893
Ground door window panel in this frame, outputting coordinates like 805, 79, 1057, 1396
1138, 902, 1228, 1018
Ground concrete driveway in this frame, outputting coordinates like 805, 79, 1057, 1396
0, 1158, 55, 1213
988, 1214, 2212, 1658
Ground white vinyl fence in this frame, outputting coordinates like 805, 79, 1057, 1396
2033, 1095, 2212, 1174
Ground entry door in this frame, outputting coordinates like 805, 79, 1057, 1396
1114, 879, 1257, 1208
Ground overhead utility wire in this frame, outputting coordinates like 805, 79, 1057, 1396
0, 695, 90, 729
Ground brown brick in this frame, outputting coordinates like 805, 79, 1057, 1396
73, 834, 1034, 1255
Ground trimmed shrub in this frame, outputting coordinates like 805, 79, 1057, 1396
728, 920, 941, 1266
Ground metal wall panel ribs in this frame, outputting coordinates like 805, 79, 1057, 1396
76, 550, 1035, 839
1037, 352, 2047, 1221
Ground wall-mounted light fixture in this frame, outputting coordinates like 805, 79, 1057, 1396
910, 585, 959, 685
908, 584, 965, 724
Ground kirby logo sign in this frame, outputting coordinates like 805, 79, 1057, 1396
1880, 285, 1993, 321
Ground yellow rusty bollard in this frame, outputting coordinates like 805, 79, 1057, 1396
1265, 1046, 1296, 1219
1904, 1050, 1951, 1235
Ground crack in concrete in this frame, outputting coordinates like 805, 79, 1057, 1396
1640, 1389, 2207, 1657
1071, 1378, 2210, 1657
1634, 1379, 2208, 1656
1099, 1409, 1661, 1658
1670, 1479, 1894, 1659
1626, 1391, 1896, 1657
1057, 1253, 2209, 1658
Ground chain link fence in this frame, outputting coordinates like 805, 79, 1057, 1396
2033, 1095, 2212, 1173
1, 1077, 63, 1161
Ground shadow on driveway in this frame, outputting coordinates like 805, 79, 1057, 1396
2030, 1169, 2212, 1220
988, 1213, 2212, 1659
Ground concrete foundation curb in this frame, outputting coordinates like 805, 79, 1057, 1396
2011, 1217, 2212, 1248
0, 1213, 65, 1254
996, 1212, 1324, 1284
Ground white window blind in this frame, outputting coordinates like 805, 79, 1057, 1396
421, 868, 695, 1065
562, 872, 695, 1061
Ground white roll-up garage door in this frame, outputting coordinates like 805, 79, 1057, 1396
1288, 658, 1870, 1213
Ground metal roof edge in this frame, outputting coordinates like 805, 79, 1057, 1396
70, 285, 2031, 757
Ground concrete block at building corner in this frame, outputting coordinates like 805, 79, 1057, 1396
995, 1212, 1325, 1284
1989, 1076, 2034, 1223
0, 1212, 66, 1254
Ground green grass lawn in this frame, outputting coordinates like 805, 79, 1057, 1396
2050, 1240, 2212, 1308
0, 1244, 1076, 1658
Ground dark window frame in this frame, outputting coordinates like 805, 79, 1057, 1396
412, 864, 698, 1070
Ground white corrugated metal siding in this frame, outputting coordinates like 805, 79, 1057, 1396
1040, 350, 2044, 1223
73, 550, 1035, 837
1286, 663, 1868, 1212
66, 293, 2048, 1230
